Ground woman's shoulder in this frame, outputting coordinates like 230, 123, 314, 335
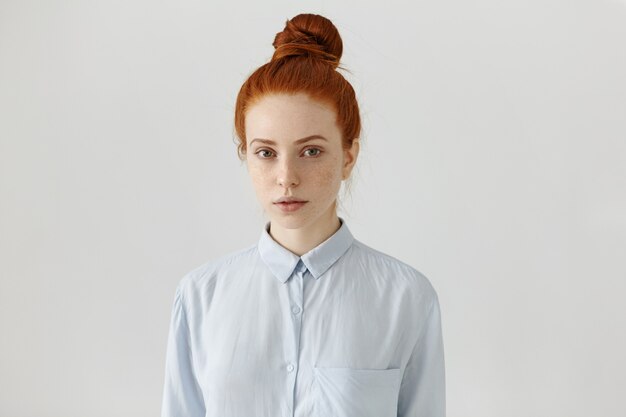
177, 243, 258, 292
349, 238, 438, 299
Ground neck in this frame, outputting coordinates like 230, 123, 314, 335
268, 208, 341, 256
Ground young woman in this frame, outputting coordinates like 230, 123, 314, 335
161, 13, 445, 417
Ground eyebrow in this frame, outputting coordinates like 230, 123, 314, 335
249, 135, 328, 146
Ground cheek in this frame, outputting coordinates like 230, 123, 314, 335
307, 159, 342, 191
247, 163, 271, 185
315, 168, 339, 185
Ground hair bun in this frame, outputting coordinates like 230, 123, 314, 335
271, 13, 343, 69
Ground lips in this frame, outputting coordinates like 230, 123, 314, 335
274, 200, 307, 212
274, 197, 307, 203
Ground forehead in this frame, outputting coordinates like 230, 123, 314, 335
245, 93, 340, 145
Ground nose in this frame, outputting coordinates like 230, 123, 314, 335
276, 155, 299, 188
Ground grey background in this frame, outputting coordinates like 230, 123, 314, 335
1, 0, 625, 416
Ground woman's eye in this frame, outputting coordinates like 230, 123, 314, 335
304, 148, 322, 157
256, 149, 274, 158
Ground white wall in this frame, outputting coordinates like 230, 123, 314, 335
1, 1, 624, 416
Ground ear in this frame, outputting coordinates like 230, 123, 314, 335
342, 138, 360, 180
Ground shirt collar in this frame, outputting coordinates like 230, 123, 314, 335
258, 217, 354, 283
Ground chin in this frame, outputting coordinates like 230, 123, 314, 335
271, 217, 307, 230
268, 211, 313, 230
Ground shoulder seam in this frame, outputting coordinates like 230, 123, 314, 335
184, 243, 257, 284
352, 239, 421, 273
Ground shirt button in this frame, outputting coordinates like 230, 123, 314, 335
287, 364, 295, 372
292, 306, 301, 314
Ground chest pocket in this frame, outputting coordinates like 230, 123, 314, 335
313, 366, 403, 417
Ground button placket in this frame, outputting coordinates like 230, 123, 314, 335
285, 260, 307, 415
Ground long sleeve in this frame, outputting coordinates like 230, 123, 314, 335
397, 294, 446, 417
157, 220, 444, 416
161, 281, 205, 417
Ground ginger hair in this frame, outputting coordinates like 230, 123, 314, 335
233, 13, 361, 162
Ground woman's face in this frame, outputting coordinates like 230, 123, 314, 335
245, 92, 358, 231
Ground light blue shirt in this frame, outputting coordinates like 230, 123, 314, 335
161, 217, 445, 417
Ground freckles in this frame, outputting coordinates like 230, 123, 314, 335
315, 168, 336, 184
310, 161, 342, 187
247, 163, 271, 180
